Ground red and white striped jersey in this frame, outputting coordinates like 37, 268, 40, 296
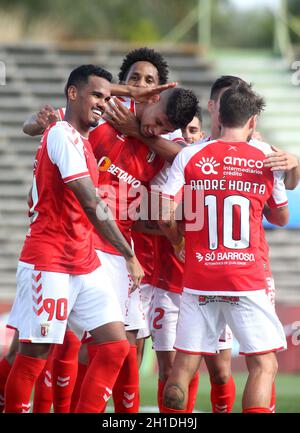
162, 139, 288, 295
20, 121, 100, 274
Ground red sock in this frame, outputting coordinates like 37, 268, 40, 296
157, 379, 165, 412
87, 343, 98, 365
112, 345, 140, 413
0, 357, 12, 412
75, 340, 130, 413
70, 363, 87, 413
52, 331, 81, 413
243, 407, 272, 413
186, 371, 200, 412
33, 345, 55, 413
210, 375, 236, 413
5, 353, 46, 413
270, 382, 276, 413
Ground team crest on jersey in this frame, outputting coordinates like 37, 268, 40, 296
195, 157, 220, 175
146, 151, 156, 164
40, 323, 50, 337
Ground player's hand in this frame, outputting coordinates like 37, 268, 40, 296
128, 82, 178, 102
125, 255, 145, 293
172, 237, 185, 263
264, 146, 299, 171
104, 98, 140, 138
36, 105, 59, 130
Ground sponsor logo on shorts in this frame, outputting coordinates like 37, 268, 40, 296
198, 295, 240, 306
40, 322, 50, 337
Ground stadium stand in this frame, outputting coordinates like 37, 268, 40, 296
0, 42, 299, 306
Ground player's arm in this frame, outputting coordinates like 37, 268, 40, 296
23, 105, 60, 136
263, 203, 289, 227
67, 177, 144, 288
158, 196, 185, 262
104, 98, 186, 163
132, 219, 163, 235
110, 82, 177, 102
264, 146, 300, 190
156, 150, 187, 261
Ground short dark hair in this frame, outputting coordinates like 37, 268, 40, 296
210, 75, 247, 101
65, 64, 112, 98
166, 88, 199, 129
219, 82, 265, 128
118, 47, 169, 84
194, 105, 203, 124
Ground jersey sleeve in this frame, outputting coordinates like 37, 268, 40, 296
56, 107, 66, 121
47, 125, 90, 183
267, 170, 288, 208
162, 129, 184, 143
161, 149, 186, 199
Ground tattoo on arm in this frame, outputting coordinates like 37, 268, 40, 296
67, 177, 133, 259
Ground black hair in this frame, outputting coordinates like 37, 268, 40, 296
219, 82, 265, 128
210, 75, 247, 101
166, 88, 199, 129
65, 64, 112, 98
118, 47, 169, 84
194, 105, 203, 124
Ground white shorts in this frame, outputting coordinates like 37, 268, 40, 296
150, 288, 181, 351
265, 276, 276, 308
96, 250, 146, 331
175, 290, 287, 355
7, 262, 123, 344
136, 283, 154, 339
216, 275, 276, 351
217, 324, 233, 351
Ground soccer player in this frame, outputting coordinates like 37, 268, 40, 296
21, 55, 198, 415
181, 106, 206, 144
83, 84, 198, 413
159, 82, 289, 413
100, 48, 201, 412
4, 64, 145, 413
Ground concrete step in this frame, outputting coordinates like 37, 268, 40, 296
0, 217, 28, 227
0, 229, 26, 241
260, 116, 300, 130
0, 184, 31, 196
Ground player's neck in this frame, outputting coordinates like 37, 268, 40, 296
134, 102, 146, 121
219, 126, 249, 143
64, 110, 89, 138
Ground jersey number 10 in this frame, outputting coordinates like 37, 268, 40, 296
205, 194, 250, 250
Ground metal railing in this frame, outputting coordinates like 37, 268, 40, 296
162, 0, 299, 63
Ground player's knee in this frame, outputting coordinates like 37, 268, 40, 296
210, 368, 232, 385
163, 383, 186, 410
158, 356, 175, 382
248, 353, 278, 378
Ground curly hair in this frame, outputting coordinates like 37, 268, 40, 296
118, 47, 169, 84
166, 88, 199, 129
